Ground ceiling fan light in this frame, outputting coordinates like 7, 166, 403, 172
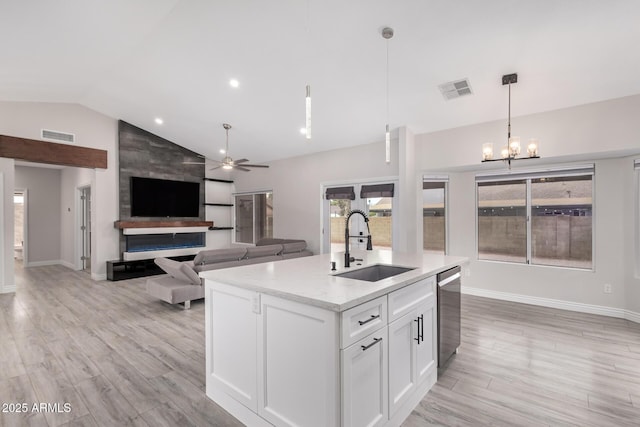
222, 164, 233, 170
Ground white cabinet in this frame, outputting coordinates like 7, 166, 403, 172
257, 295, 339, 427
205, 272, 440, 427
387, 278, 436, 418
341, 328, 388, 427
205, 282, 258, 411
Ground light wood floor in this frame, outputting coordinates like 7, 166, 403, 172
1, 264, 639, 426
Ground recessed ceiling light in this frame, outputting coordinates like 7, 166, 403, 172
219, 149, 226, 154
155, 117, 164, 125
229, 79, 239, 88
299, 128, 307, 135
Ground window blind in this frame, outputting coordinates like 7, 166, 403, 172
476, 164, 595, 183
360, 183, 394, 198
325, 186, 355, 200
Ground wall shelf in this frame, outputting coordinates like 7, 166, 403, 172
205, 203, 234, 207
114, 220, 214, 229
209, 226, 234, 231
204, 178, 234, 184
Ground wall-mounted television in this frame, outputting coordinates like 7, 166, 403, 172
130, 177, 200, 217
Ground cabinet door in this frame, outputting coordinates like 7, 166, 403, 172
257, 295, 339, 427
387, 309, 418, 417
206, 281, 258, 411
342, 328, 388, 427
415, 301, 436, 385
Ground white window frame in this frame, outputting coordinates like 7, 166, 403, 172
422, 175, 449, 255
320, 178, 399, 254
475, 164, 595, 271
232, 190, 273, 245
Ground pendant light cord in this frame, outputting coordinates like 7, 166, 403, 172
386, 38, 389, 129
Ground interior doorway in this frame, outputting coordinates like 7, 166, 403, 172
14, 189, 27, 263
79, 186, 91, 271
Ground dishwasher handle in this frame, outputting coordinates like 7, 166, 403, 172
438, 272, 461, 287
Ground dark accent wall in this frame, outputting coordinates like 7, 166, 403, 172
118, 120, 205, 253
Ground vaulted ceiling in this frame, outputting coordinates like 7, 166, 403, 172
2, 0, 639, 163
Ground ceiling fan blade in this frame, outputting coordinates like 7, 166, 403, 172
234, 158, 249, 164
240, 164, 270, 168
234, 165, 251, 172
182, 161, 206, 165
209, 165, 223, 170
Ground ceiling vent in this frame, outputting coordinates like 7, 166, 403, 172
41, 129, 75, 143
438, 78, 473, 100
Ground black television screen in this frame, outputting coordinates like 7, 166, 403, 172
130, 177, 200, 217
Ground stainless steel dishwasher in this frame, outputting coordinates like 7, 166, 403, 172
437, 265, 461, 369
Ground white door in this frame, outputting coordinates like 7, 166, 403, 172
80, 186, 91, 271
207, 282, 258, 411
341, 328, 388, 427
387, 309, 418, 417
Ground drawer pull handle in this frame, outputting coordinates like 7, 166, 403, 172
361, 337, 382, 351
358, 314, 380, 326
414, 314, 424, 344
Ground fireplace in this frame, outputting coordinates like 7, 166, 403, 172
126, 232, 205, 253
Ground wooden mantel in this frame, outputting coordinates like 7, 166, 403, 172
114, 220, 214, 229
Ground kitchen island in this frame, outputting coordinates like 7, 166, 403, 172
201, 249, 466, 427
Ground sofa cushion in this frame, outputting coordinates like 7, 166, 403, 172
180, 263, 201, 285
193, 248, 247, 265
146, 275, 204, 304
245, 244, 283, 258
255, 238, 284, 246
154, 257, 199, 285
281, 241, 307, 254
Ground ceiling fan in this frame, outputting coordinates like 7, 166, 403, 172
185, 123, 269, 172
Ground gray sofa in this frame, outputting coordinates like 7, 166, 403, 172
146, 238, 312, 309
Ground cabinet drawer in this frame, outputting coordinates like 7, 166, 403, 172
388, 276, 435, 323
341, 296, 387, 349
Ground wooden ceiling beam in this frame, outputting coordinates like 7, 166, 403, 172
0, 134, 108, 169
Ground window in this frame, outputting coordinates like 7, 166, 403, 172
423, 179, 448, 254
476, 166, 593, 269
322, 182, 397, 253
234, 191, 273, 244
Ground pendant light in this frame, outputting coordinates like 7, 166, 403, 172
482, 73, 540, 168
382, 27, 393, 163
304, 0, 312, 140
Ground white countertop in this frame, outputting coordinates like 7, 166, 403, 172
200, 249, 468, 312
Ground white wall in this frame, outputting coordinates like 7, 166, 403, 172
415, 94, 640, 316
0, 159, 15, 293
232, 139, 399, 254
15, 166, 62, 266
0, 101, 119, 281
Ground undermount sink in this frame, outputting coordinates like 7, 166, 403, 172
334, 264, 416, 282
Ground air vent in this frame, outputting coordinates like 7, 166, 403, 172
438, 78, 473, 100
41, 129, 75, 143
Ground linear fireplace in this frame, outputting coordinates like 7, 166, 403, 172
126, 232, 205, 253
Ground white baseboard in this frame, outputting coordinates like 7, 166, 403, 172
461, 286, 628, 320
0, 285, 17, 294
25, 259, 64, 267
625, 309, 640, 324
91, 272, 107, 281
59, 260, 77, 270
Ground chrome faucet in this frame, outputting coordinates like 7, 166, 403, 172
344, 209, 373, 268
